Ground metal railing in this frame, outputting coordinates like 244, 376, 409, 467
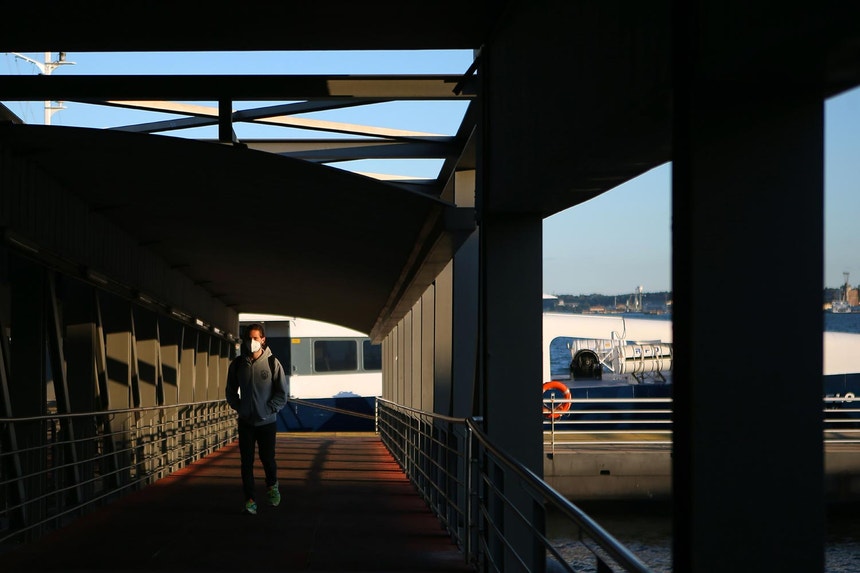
542, 395, 860, 450
543, 396, 672, 457
823, 395, 860, 442
0, 399, 236, 546
286, 396, 376, 420
376, 398, 653, 573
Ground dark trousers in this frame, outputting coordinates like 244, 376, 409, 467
237, 420, 278, 501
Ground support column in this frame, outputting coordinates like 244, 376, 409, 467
46, 273, 82, 504
479, 212, 545, 573
159, 316, 181, 470
64, 278, 99, 492
194, 332, 209, 453
673, 12, 825, 569
451, 233, 479, 420
478, 30, 546, 571
100, 292, 133, 486
420, 290, 434, 413
8, 255, 47, 534
179, 327, 197, 461
133, 306, 160, 479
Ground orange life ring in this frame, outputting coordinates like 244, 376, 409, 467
542, 381, 572, 419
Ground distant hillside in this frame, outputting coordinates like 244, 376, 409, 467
546, 288, 852, 314
548, 292, 672, 314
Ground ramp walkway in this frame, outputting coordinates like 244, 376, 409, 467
1, 433, 474, 573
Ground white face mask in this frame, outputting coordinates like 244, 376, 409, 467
247, 339, 262, 354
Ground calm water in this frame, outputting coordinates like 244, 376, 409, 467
548, 504, 860, 573
547, 312, 860, 572
826, 311, 860, 334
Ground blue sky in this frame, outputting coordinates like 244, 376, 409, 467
3, 51, 858, 296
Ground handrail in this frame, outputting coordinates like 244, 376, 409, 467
0, 398, 226, 423
542, 395, 860, 449
0, 398, 236, 546
466, 418, 651, 573
376, 397, 654, 573
285, 396, 376, 420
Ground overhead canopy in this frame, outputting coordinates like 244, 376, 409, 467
0, 122, 475, 337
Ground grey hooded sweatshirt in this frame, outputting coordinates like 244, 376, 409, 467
225, 346, 288, 426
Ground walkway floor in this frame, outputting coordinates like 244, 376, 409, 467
2, 433, 475, 572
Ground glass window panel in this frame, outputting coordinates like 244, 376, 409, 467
363, 340, 382, 371
313, 340, 357, 372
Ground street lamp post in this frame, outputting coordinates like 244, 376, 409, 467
9, 51, 75, 125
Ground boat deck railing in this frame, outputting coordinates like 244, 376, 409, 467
541, 395, 860, 451
376, 398, 653, 573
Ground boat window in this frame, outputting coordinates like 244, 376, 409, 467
362, 340, 382, 371
313, 340, 358, 372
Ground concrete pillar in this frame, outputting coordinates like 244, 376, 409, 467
673, 5, 826, 568
479, 30, 546, 573
479, 212, 545, 573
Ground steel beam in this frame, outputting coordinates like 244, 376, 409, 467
0, 74, 472, 101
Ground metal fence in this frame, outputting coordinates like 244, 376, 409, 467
376, 398, 653, 573
0, 399, 236, 545
542, 395, 860, 451
823, 395, 860, 442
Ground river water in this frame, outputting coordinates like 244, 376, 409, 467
548, 502, 860, 572
546, 312, 860, 572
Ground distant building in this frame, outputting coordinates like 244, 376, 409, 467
543, 293, 559, 312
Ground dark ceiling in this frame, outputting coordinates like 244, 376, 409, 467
0, 2, 501, 53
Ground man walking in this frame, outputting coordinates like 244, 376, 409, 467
225, 322, 288, 514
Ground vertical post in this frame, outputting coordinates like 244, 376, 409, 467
672, 3, 826, 570
465, 423, 474, 564
64, 279, 99, 502
45, 273, 83, 504
219, 99, 233, 143
9, 255, 47, 535
478, 37, 546, 572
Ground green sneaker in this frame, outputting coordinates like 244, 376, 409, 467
244, 499, 258, 515
267, 483, 281, 507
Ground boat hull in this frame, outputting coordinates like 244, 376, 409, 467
277, 396, 377, 432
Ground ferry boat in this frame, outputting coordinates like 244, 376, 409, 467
541, 311, 860, 421
543, 313, 673, 389
541, 312, 674, 425
239, 314, 381, 432
239, 311, 860, 431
